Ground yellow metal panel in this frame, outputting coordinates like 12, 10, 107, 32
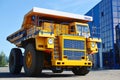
54, 23, 62, 36
38, 32, 54, 37
59, 35, 64, 60
52, 60, 92, 67
87, 38, 101, 54
35, 36, 54, 51
75, 22, 88, 26
64, 48, 85, 52
47, 38, 54, 48
61, 24, 68, 34
43, 22, 53, 32
87, 38, 102, 42
61, 35, 85, 41
35, 37, 46, 50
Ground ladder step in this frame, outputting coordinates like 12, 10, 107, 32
54, 51, 59, 54
54, 45, 59, 47
54, 37, 60, 59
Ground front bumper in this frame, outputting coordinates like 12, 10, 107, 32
52, 59, 92, 67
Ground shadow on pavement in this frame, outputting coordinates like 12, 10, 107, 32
0, 72, 26, 78
0, 72, 74, 78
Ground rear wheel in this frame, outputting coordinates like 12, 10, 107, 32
9, 48, 22, 74
72, 67, 90, 76
23, 43, 44, 76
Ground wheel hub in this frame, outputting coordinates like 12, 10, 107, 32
26, 51, 32, 68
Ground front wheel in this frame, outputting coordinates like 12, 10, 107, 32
23, 44, 44, 76
72, 67, 90, 76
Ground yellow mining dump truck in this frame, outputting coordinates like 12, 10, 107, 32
7, 7, 101, 76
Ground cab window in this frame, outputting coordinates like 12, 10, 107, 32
76, 24, 90, 37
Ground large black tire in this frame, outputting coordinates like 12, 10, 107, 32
72, 67, 90, 76
23, 44, 44, 76
9, 48, 23, 74
52, 67, 63, 73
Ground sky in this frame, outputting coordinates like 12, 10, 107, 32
0, 0, 101, 56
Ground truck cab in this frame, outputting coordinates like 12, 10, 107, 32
69, 22, 90, 37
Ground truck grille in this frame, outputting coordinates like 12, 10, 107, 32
64, 39, 84, 49
64, 39, 85, 60
64, 50, 84, 60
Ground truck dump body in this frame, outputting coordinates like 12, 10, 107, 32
7, 7, 93, 47
23, 7, 93, 24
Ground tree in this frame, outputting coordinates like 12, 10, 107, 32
0, 51, 7, 67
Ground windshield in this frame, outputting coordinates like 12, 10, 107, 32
77, 24, 90, 37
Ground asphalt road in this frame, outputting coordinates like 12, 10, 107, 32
0, 67, 120, 80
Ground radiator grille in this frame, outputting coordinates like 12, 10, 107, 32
64, 39, 84, 49
64, 39, 85, 60
64, 50, 84, 60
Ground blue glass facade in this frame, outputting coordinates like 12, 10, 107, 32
115, 24, 120, 68
86, 4, 101, 68
86, 0, 120, 68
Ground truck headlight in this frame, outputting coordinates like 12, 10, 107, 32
48, 38, 53, 44
91, 42, 95, 48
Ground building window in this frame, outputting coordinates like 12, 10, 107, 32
118, 12, 120, 17
113, 6, 117, 12
112, 0, 117, 6
113, 18, 118, 24
101, 12, 104, 17
102, 43, 105, 48
118, 1, 120, 5
113, 12, 118, 17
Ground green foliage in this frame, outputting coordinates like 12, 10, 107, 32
0, 51, 7, 67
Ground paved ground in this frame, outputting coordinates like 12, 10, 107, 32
0, 67, 120, 80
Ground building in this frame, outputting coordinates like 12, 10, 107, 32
116, 24, 120, 68
86, 0, 120, 69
